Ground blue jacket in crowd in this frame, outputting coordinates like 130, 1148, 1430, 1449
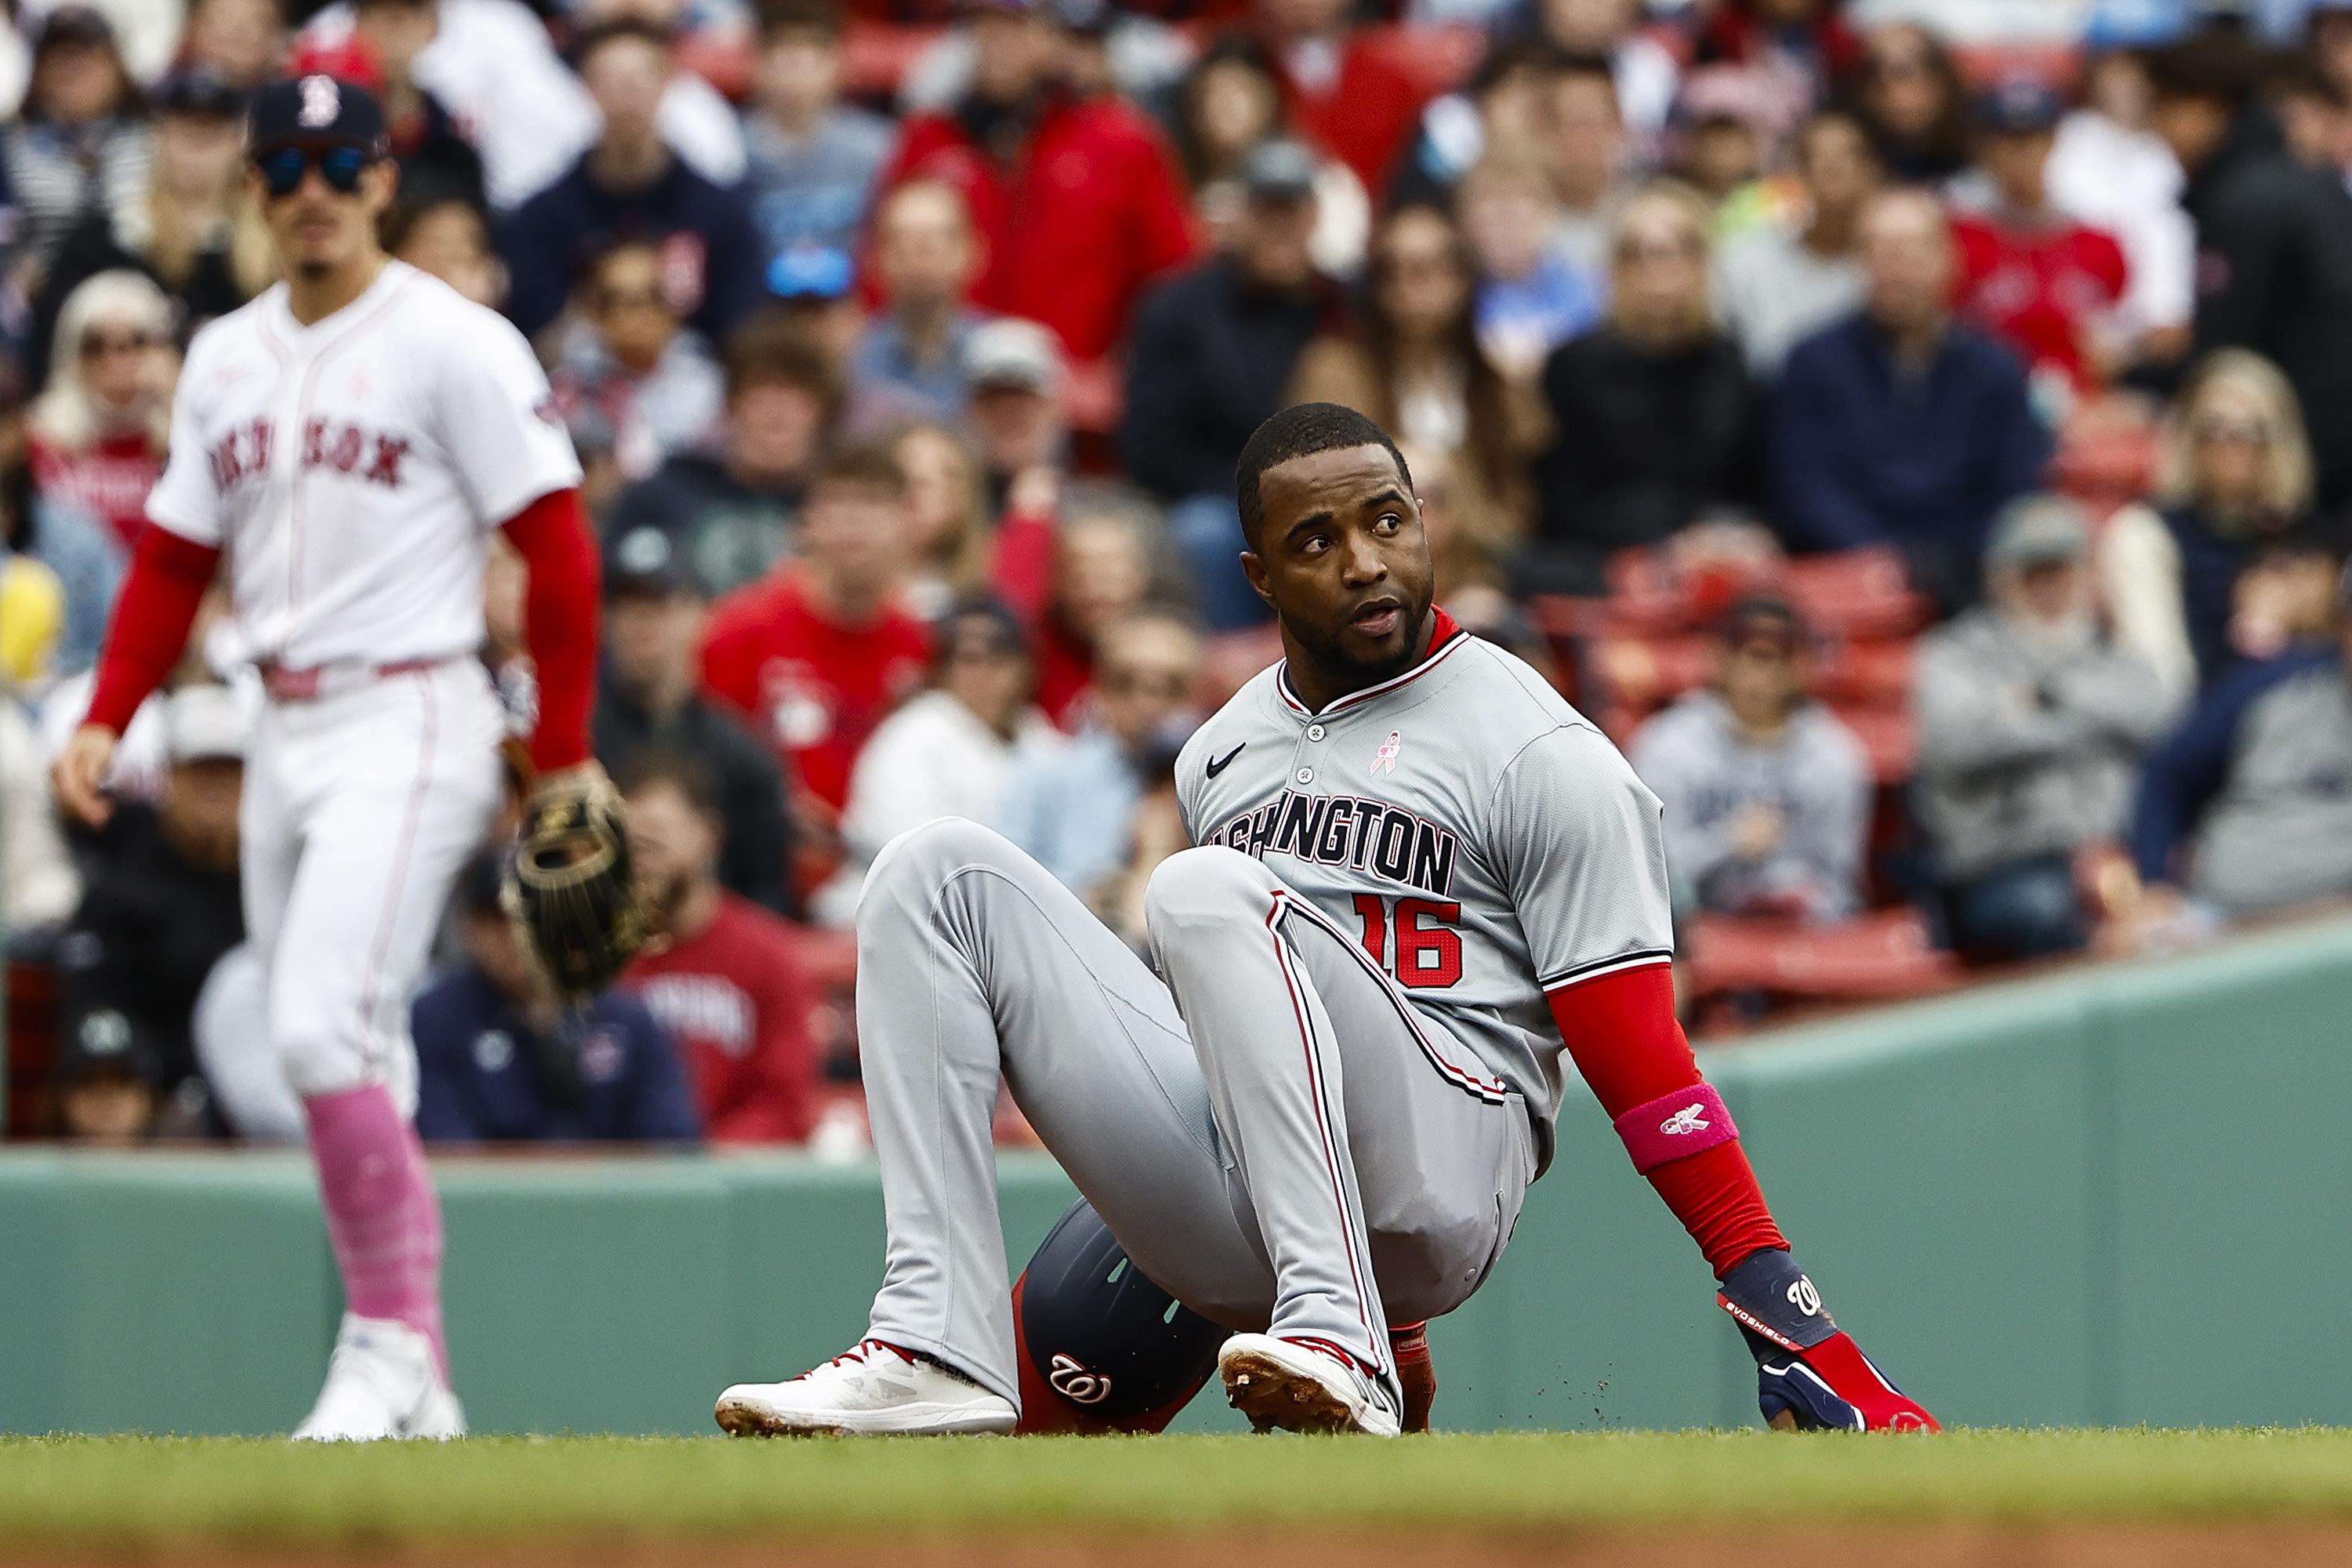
413, 967, 702, 1145
1771, 313, 2052, 610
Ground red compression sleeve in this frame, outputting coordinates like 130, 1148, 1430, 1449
85, 527, 220, 733
499, 487, 599, 771
1548, 964, 1788, 1278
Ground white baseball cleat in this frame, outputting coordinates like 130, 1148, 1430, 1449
292, 1314, 466, 1442
1218, 1333, 1402, 1436
714, 1339, 1018, 1437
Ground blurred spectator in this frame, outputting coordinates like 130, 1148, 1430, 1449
603, 321, 836, 599
2047, 43, 2196, 361
2130, 564, 2352, 922
53, 685, 247, 1114
1677, 111, 1766, 215
502, 17, 764, 349
1082, 752, 1188, 953
3, 7, 151, 290
342, 0, 488, 213
700, 441, 932, 824
1630, 594, 1867, 927
2272, 48, 2352, 185
28, 67, 269, 387
891, 423, 991, 621
1714, 110, 1877, 379
1009, 484, 1160, 728
742, 0, 892, 262
967, 318, 1070, 506
181, 0, 285, 88
1524, 183, 1763, 596
1915, 497, 2176, 960
998, 608, 1199, 896
1530, 0, 1677, 172
873, 0, 1193, 365
1171, 36, 1367, 279
1690, 0, 1862, 118
1772, 187, 2051, 612
2318, 2, 2352, 94
1853, 21, 1970, 184
8, 406, 123, 681
847, 180, 983, 434
818, 595, 1061, 923
415, 854, 701, 1144
384, 194, 502, 307
1290, 202, 1537, 544
1123, 138, 1334, 629
52, 1002, 166, 1142
1949, 78, 2130, 413
27, 270, 174, 554
2148, 32, 2352, 510
619, 754, 818, 1142
2, 693, 78, 935
1461, 146, 1602, 383
1391, 38, 1561, 212
760, 242, 864, 372
594, 525, 794, 916
2100, 350, 2325, 702
1255, 0, 1431, 194
547, 240, 724, 488
1542, 53, 1629, 288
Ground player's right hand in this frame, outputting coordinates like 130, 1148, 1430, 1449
52, 723, 120, 829
1716, 1249, 1939, 1433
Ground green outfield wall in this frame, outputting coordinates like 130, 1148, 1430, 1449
4, 913, 2352, 1436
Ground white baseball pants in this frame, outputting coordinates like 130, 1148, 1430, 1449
855, 819, 1537, 1414
239, 659, 505, 1110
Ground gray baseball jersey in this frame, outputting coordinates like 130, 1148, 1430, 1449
1175, 619, 1675, 1160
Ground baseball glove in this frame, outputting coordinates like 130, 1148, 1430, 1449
502, 770, 648, 1000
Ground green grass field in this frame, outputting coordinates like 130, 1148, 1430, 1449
3, 1429, 2352, 1548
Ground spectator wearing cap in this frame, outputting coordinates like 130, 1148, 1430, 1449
964, 316, 1068, 508
1252, 0, 1432, 195
1772, 187, 2051, 613
593, 525, 795, 916
815, 595, 1062, 924
2, 7, 151, 286
27, 271, 176, 557
619, 753, 818, 1142
2100, 349, 2332, 702
501, 18, 764, 350
1948, 78, 2131, 412
1714, 111, 1878, 381
847, 180, 986, 434
548, 240, 725, 491
1629, 596, 1869, 928
414, 853, 701, 1144
1122, 137, 1336, 629
52, 684, 249, 1119
741, 0, 893, 263
27, 67, 268, 390
2147, 32, 2352, 510
601, 320, 837, 599
699, 442, 933, 834
998, 609, 1200, 898
1915, 496, 2175, 960
1524, 181, 1762, 597
2129, 559, 2352, 925
761, 242, 863, 373
869, 0, 1194, 368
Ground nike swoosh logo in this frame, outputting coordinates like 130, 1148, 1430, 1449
1205, 744, 1247, 779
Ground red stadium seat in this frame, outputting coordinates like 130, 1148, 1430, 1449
841, 21, 945, 99
1780, 548, 1933, 640
1682, 908, 1961, 1003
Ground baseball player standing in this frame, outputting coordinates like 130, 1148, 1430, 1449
52, 77, 599, 1440
717, 403, 1938, 1437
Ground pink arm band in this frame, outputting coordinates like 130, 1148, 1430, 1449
1613, 1083, 1739, 1175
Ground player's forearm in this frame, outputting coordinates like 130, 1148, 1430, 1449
85, 526, 222, 734
1547, 964, 1787, 1277
499, 487, 599, 772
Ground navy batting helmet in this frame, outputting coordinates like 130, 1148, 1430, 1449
1018, 1200, 1225, 1423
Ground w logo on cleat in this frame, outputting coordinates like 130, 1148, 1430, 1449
1047, 1353, 1112, 1405
1660, 1102, 1711, 1136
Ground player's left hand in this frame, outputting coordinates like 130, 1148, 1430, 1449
1716, 1249, 1940, 1433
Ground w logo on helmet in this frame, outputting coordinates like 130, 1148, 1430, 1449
1047, 1353, 1112, 1405
1660, 1102, 1711, 1136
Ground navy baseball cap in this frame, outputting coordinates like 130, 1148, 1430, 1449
249, 74, 389, 156
605, 524, 705, 599
1975, 77, 2065, 136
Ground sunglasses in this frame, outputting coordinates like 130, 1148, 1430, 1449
255, 144, 371, 198
82, 330, 156, 358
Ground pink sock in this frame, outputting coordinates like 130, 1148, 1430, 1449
303, 1083, 448, 1382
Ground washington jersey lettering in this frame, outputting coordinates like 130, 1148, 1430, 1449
147, 260, 582, 670
1175, 618, 1674, 1142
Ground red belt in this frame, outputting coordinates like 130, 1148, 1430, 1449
259, 657, 445, 702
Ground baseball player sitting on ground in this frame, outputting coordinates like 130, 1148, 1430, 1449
53, 76, 601, 1440
715, 404, 1938, 1437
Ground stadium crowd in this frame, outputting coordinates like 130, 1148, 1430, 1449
5, 0, 2352, 1144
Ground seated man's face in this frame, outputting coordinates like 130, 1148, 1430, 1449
1095, 623, 1200, 750
1720, 637, 1804, 729
968, 385, 1060, 476
60, 1070, 154, 1145
2005, 559, 2089, 629
728, 382, 826, 485
604, 588, 702, 698
463, 909, 538, 1004
623, 779, 719, 920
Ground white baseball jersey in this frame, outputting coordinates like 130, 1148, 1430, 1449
1175, 620, 1675, 1145
146, 260, 582, 669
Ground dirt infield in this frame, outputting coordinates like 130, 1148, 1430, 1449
15, 1524, 2352, 1568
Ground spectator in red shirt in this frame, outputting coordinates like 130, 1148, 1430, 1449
620, 753, 820, 1144
28, 271, 175, 554
1951, 78, 2130, 415
869, 0, 1195, 365
700, 442, 933, 829
1254, 0, 1428, 195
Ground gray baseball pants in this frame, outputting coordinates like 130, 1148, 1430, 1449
855, 818, 1537, 1414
